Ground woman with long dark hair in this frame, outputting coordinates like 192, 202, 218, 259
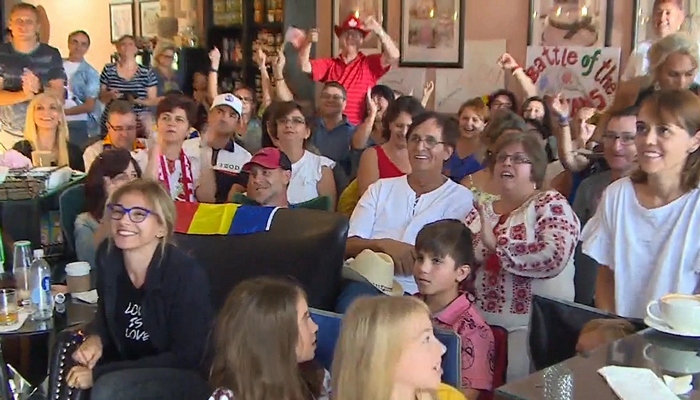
74, 148, 141, 271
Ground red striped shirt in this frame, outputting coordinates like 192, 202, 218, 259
310, 53, 389, 125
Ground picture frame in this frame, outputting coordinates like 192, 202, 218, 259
332, 0, 388, 56
399, 0, 466, 68
631, 0, 698, 49
109, 3, 134, 43
527, 0, 613, 47
139, 0, 160, 39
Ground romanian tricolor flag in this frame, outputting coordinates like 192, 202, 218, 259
174, 202, 278, 235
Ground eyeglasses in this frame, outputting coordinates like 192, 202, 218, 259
495, 152, 532, 164
108, 123, 137, 133
407, 134, 445, 149
320, 93, 345, 101
635, 122, 675, 139
602, 132, 636, 146
107, 204, 155, 223
276, 117, 306, 126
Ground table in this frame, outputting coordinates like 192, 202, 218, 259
496, 329, 700, 399
0, 174, 85, 269
1, 298, 96, 390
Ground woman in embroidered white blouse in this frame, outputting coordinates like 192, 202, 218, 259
145, 95, 216, 202
465, 132, 580, 382
582, 89, 700, 320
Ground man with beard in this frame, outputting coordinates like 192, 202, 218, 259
184, 93, 251, 203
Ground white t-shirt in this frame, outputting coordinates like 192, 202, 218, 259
581, 177, 700, 319
622, 39, 700, 83
82, 141, 149, 172
349, 176, 475, 294
288, 151, 336, 204
63, 61, 87, 122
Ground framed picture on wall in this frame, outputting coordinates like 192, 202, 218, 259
632, 0, 698, 49
109, 3, 134, 43
332, 0, 388, 56
528, 0, 613, 47
399, 0, 465, 68
140, 0, 161, 39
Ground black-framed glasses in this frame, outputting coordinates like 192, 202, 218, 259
602, 132, 636, 146
320, 93, 345, 101
107, 122, 137, 133
107, 204, 155, 223
276, 116, 306, 126
407, 134, 445, 149
495, 152, 532, 164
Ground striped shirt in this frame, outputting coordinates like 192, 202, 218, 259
310, 53, 389, 126
99, 63, 157, 134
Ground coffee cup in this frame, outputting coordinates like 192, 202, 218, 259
643, 343, 700, 374
65, 262, 91, 293
646, 294, 700, 334
31, 150, 53, 167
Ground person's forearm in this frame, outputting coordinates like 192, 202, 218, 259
259, 68, 273, 108
65, 98, 96, 116
556, 124, 589, 172
512, 68, 537, 99
351, 112, 377, 149
595, 266, 615, 313
299, 44, 312, 74
272, 68, 294, 101
195, 168, 217, 203
346, 237, 386, 258
377, 29, 399, 62
0, 90, 32, 106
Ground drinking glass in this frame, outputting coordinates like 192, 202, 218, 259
12, 241, 32, 309
0, 289, 18, 326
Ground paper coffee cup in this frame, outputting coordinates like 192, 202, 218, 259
65, 262, 91, 293
31, 150, 54, 167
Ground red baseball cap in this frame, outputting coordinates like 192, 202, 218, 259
242, 147, 292, 172
334, 14, 369, 38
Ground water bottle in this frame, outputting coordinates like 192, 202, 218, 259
12, 241, 33, 310
29, 249, 52, 321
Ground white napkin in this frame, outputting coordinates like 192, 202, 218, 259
72, 290, 98, 304
598, 366, 680, 400
0, 311, 29, 333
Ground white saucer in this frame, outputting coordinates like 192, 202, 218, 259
644, 317, 700, 337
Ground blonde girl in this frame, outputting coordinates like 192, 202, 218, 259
23, 92, 72, 167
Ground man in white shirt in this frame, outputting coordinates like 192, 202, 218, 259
63, 30, 100, 149
346, 112, 474, 294
183, 93, 251, 203
83, 100, 147, 171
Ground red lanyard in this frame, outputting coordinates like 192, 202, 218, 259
158, 150, 193, 202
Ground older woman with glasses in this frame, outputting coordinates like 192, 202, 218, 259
269, 101, 336, 207
66, 179, 213, 400
465, 132, 579, 382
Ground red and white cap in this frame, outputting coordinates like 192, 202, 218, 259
334, 14, 369, 38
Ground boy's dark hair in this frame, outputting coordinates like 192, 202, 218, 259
415, 219, 478, 295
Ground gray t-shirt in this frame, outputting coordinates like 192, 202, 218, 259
0, 42, 65, 138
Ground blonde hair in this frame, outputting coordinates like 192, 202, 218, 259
107, 179, 177, 247
23, 93, 70, 166
580, 318, 635, 342
648, 32, 700, 83
331, 297, 437, 400
154, 41, 176, 67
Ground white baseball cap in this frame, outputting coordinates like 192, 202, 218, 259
210, 93, 243, 116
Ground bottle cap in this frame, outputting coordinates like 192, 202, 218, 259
33, 249, 44, 259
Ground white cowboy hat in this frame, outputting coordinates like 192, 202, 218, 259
343, 250, 404, 296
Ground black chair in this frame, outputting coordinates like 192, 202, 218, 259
176, 208, 348, 311
47, 208, 348, 400
528, 295, 646, 371
0, 339, 14, 400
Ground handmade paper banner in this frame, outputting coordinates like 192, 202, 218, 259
175, 202, 278, 235
525, 46, 621, 115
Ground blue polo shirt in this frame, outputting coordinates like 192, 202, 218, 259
310, 116, 356, 176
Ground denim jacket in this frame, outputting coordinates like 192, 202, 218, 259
65, 59, 101, 133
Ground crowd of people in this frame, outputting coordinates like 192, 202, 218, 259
0, 0, 698, 399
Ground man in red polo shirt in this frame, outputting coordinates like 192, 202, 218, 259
299, 14, 399, 125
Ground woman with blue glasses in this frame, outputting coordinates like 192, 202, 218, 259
66, 179, 213, 400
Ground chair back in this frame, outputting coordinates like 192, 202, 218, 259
175, 208, 348, 312
0, 340, 13, 400
58, 184, 86, 257
529, 295, 646, 370
310, 309, 462, 388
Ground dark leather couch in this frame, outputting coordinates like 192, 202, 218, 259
47, 208, 348, 400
